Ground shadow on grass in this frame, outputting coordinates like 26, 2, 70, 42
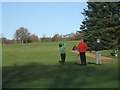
2, 62, 118, 88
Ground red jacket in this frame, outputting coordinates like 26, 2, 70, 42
77, 42, 88, 52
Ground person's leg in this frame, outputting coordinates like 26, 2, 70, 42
83, 52, 86, 65
98, 52, 101, 64
65, 54, 66, 63
62, 54, 66, 64
61, 54, 66, 64
80, 52, 84, 65
81, 52, 86, 65
98, 52, 100, 64
59, 54, 63, 63
61, 54, 64, 64
59, 54, 62, 61
96, 51, 99, 64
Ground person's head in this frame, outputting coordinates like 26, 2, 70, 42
97, 39, 100, 43
59, 44, 62, 47
80, 39, 84, 42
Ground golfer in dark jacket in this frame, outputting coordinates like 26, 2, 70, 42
94, 39, 104, 65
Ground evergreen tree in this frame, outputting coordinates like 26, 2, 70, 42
80, 2, 120, 50
81, 2, 119, 31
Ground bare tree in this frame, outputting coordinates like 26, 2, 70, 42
14, 27, 30, 44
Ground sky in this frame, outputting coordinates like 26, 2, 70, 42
2, 2, 87, 39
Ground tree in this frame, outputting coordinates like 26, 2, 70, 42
80, 2, 120, 50
80, 2, 120, 31
1, 37, 8, 44
52, 34, 62, 42
30, 34, 39, 42
14, 27, 30, 44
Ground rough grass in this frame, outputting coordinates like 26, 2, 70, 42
2, 41, 118, 88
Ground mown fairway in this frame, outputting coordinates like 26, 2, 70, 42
2, 41, 118, 88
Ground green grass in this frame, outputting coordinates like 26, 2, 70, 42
2, 41, 118, 88
90, 50, 118, 60
90, 50, 112, 56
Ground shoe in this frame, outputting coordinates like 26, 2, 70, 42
59, 61, 65, 65
59, 61, 62, 63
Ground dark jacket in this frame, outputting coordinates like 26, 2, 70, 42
94, 43, 104, 51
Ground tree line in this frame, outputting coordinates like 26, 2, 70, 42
1, 27, 83, 44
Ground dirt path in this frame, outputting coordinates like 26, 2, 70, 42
68, 50, 112, 60
86, 52, 112, 60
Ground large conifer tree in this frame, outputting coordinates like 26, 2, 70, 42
80, 2, 120, 49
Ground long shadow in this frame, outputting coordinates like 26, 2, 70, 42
2, 62, 118, 88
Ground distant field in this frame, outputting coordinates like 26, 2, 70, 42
2, 41, 118, 88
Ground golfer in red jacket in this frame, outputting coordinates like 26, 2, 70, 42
77, 39, 88, 65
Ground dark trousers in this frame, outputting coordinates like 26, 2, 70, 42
61, 54, 66, 64
79, 52, 86, 65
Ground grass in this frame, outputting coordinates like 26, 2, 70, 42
2, 41, 118, 88
90, 50, 118, 60
90, 50, 118, 57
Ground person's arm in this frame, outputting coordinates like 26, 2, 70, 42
77, 44, 80, 56
94, 43, 97, 51
63, 44, 66, 49
100, 43, 104, 50
77, 44, 80, 51
86, 44, 88, 50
